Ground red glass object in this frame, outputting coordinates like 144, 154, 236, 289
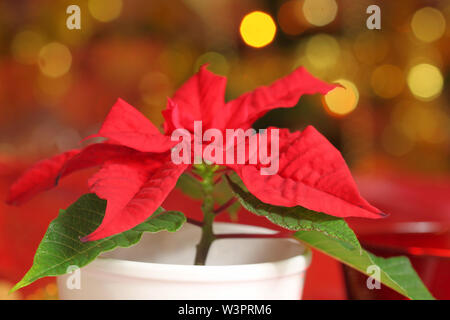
345, 172, 450, 300
343, 222, 450, 300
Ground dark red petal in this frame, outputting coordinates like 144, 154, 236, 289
6, 150, 80, 205
88, 98, 176, 152
234, 126, 384, 219
60, 143, 141, 174
6, 143, 143, 205
223, 67, 338, 129
81, 159, 188, 241
162, 65, 227, 133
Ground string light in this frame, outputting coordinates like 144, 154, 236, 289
38, 42, 72, 78
11, 30, 45, 65
303, 0, 338, 27
407, 63, 443, 100
411, 7, 446, 43
0, 281, 21, 300
323, 79, 359, 116
88, 0, 123, 22
305, 34, 340, 69
240, 11, 277, 48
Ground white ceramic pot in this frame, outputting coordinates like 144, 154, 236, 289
57, 222, 311, 300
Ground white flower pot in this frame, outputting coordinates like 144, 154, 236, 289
57, 222, 311, 300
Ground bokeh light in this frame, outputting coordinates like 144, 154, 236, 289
25, 282, 59, 300
36, 74, 72, 104
11, 30, 45, 65
323, 79, 359, 116
194, 52, 229, 75
391, 101, 448, 144
88, 0, 123, 22
240, 11, 276, 48
0, 281, 22, 300
277, 0, 307, 36
407, 63, 443, 100
411, 7, 446, 43
38, 42, 72, 78
305, 34, 340, 69
302, 0, 338, 27
1, 1, 450, 301
370, 64, 405, 98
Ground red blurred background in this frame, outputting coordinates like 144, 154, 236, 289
0, 0, 449, 299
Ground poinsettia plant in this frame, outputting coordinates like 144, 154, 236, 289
7, 66, 433, 299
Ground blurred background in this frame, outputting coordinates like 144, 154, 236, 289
0, 0, 449, 299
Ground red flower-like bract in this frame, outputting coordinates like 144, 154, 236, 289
6, 66, 384, 241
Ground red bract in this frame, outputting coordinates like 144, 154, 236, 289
6, 66, 384, 241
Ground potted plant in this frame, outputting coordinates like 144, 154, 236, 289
7, 66, 433, 300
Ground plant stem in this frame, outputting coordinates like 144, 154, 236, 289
193, 164, 217, 265
213, 197, 237, 215
186, 218, 203, 227
215, 232, 293, 240
194, 196, 215, 265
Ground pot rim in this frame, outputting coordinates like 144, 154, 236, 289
86, 222, 312, 283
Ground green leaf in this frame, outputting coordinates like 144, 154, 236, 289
176, 172, 242, 216
212, 173, 242, 216
176, 173, 203, 199
294, 229, 434, 300
12, 193, 186, 292
227, 177, 434, 300
227, 176, 360, 250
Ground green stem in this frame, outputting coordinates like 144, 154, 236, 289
214, 232, 293, 240
193, 164, 217, 265
194, 194, 215, 265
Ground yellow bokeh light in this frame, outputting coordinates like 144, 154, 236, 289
411, 7, 446, 43
0, 281, 22, 300
88, 0, 123, 22
240, 11, 277, 48
323, 79, 359, 116
370, 64, 405, 98
305, 34, 340, 69
407, 63, 443, 100
303, 0, 338, 27
38, 42, 72, 78
11, 30, 45, 65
